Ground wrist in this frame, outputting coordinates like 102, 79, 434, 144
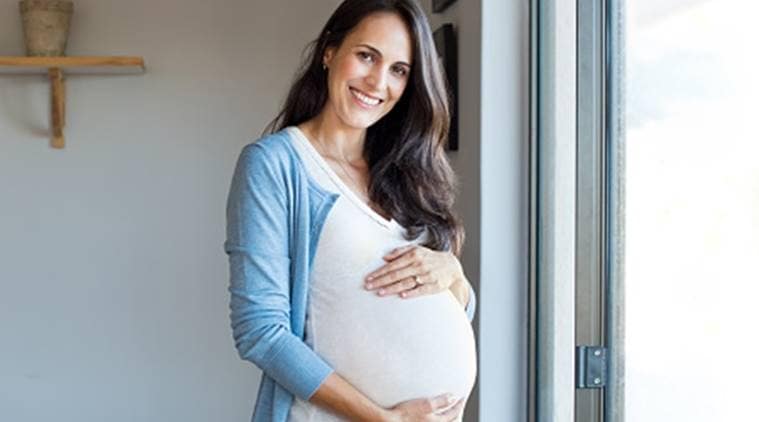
310, 372, 396, 422
448, 252, 466, 289
375, 408, 395, 422
449, 276, 469, 307
357, 395, 392, 422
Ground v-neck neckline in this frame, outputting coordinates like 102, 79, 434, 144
289, 126, 398, 230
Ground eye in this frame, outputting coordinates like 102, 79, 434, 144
392, 65, 409, 77
357, 51, 375, 63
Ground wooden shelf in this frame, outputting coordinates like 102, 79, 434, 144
0, 56, 146, 148
0, 56, 145, 74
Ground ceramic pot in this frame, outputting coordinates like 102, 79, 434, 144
19, 0, 74, 56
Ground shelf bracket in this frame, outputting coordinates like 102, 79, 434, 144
49, 67, 65, 148
1, 56, 145, 149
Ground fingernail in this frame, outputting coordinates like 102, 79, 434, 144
378, 289, 385, 295
365, 283, 373, 289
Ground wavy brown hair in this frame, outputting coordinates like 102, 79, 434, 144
265, 0, 465, 257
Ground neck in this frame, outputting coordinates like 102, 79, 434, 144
299, 110, 366, 164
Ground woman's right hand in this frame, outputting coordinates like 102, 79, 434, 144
381, 393, 466, 422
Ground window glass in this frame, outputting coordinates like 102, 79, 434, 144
625, 1, 759, 420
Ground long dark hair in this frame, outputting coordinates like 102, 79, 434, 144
265, 0, 465, 257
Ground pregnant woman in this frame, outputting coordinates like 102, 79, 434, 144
224, 1, 477, 421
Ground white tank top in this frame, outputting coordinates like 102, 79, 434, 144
285, 126, 477, 422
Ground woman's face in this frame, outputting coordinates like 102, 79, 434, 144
322, 12, 413, 131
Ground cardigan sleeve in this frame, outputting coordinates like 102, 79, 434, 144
224, 143, 334, 401
464, 282, 477, 323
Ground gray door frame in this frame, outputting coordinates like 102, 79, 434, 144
528, 1, 625, 421
528, 0, 577, 421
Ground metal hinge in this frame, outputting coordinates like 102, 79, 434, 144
576, 346, 607, 388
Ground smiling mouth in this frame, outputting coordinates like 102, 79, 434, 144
349, 87, 383, 107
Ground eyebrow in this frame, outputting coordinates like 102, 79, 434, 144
357, 43, 411, 68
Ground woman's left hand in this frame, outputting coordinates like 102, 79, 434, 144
364, 245, 464, 299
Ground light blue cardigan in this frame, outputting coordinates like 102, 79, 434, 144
224, 128, 476, 422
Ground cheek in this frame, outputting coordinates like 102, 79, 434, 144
338, 59, 368, 80
388, 80, 409, 102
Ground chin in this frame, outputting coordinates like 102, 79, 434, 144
341, 114, 381, 130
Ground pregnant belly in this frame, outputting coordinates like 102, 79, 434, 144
307, 288, 478, 408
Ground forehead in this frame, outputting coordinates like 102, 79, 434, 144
343, 12, 413, 64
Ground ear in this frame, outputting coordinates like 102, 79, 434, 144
323, 47, 336, 68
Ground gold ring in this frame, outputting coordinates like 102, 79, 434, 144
413, 275, 421, 286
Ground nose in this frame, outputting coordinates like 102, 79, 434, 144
365, 66, 388, 91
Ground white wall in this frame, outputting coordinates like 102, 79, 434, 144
0, 0, 527, 421
422, 2, 484, 420
0, 1, 340, 420
478, 0, 529, 420
424, 1, 528, 421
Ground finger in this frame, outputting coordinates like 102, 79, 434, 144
376, 276, 420, 296
377, 266, 427, 294
383, 244, 416, 261
365, 264, 416, 291
399, 282, 434, 299
429, 393, 457, 412
365, 255, 419, 289
439, 398, 466, 420
366, 250, 415, 281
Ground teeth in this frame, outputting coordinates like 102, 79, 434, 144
351, 88, 380, 106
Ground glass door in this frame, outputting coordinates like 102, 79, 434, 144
622, 1, 759, 420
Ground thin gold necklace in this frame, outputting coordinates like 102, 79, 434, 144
311, 135, 369, 199
308, 132, 392, 222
